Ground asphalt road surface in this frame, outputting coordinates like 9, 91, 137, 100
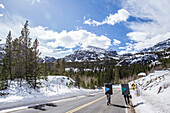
6, 89, 130, 113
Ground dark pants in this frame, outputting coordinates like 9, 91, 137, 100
124, 95, 130, 105
107, 95, 111, 105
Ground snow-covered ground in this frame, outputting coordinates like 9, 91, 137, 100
0, 76, 101, 111
129, 70, 170, 113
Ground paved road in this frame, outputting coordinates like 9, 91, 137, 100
7, 89, 129, 113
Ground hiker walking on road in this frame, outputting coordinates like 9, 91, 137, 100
104, 83, 113, 105
123, 94, 130, 105
106, 94, 111, 105
121, 84, 131, 105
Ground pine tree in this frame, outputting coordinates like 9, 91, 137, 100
4, 31, 12, 80
60, 58, 65, 75
90, 78, 95, 89
75, 74, 80, 89
0, 58, 8, 90
12, 38, 25, 83
80, 81, 86, 88
69, 68, 73, 78
32, 38, 41, 88
114, 66, 120, 84
100, 72, 104, 86
43, 61, 48, 80
21, 20, 31, 81
97, 75, 101, 88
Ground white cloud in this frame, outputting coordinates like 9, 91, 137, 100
38, 46, 53, 56
0, 4, 4, 9
38, 46, 72, 58
56, 49, 73, 54
38, 46, 73, 58
132, 32, 170, 51
30, 26, 112, 49
0, 4, 4, 17
84, 19, 104, 26
84, 9, 130, 26
30, 26, 58, 40
113, 39, 121, 46
118, 50, 127, 55
119, 42, 136, 55
104, 9, 130, 25
120, 32, 170, 54
126, 32, 149, 42
119, 0, 170, 53
118, 50, 137, 55
119, 47, 125, 49
55, 48, 62, 51
125, 43, 134, 51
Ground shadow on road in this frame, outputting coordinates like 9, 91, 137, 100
28, 103, 57, 111
46, 103, 57, 107
109, 104, 130, 108
133, 102, 144, 108
28, 104, 46, 111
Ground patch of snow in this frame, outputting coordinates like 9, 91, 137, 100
112, 56, 120, 60
83, 46, 106, 53
0, 95, 23, 103
129, 70, 170, 113
65, 68, 78, 72
137, 72, 146, 76
98, 54, 105, 58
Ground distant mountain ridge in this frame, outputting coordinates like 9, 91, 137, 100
141, 38, 170, 52
39, 56, 57, 63
0, 38, 169, 65
117, 54, 158, 66
64, 46, 118, 62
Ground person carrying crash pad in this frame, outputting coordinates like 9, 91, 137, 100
104, 83, 113, 105
121, 84, 132, 105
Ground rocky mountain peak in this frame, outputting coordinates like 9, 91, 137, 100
141, 38, 170, 52
65, 46, 118, 62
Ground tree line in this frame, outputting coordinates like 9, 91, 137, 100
69, 62, 151, 89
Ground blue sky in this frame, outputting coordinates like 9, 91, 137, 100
0, 0, 170, 58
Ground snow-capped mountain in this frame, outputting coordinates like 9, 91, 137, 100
65, 46, 118, 62
117, 54, 158, 65
141, 38, 170, 52
39, 56, 57, 63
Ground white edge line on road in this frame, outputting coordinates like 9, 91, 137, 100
125, 105, 128, 113
0, 91, 103, 113
0, 106, 28, 113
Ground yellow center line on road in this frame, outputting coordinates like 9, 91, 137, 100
66, 95, 105, 113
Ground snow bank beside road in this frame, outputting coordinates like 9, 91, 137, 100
130, 70, 170, 113
0, 76, 101, 110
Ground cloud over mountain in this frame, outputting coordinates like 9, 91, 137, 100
121, 0, 170, 53
84, 9, 130, 26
